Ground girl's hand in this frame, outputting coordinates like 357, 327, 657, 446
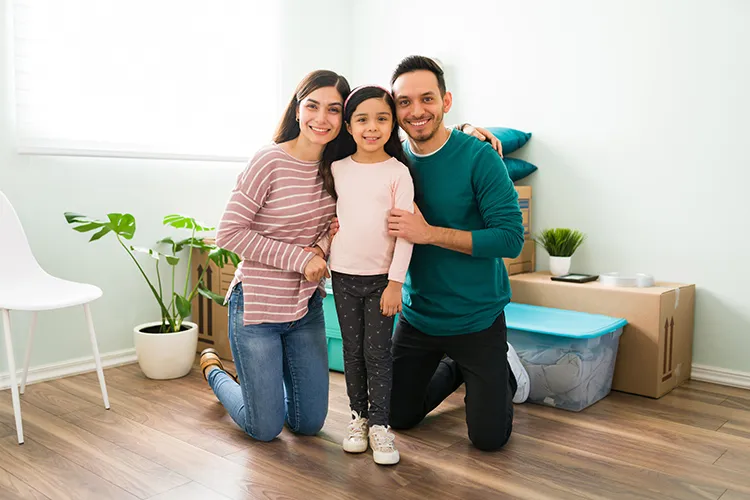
380, 281, 403, 317
304, 255, 330, 282
329, 217, 339, 239
303, 246, 325, 259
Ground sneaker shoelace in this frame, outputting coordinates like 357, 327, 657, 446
371, 426, 395, 451
347, 411, 367, 440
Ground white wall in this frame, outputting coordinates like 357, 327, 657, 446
0, 0, 352, 375
351, 0, 750, 373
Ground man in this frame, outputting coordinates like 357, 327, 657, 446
386, 55, 529, 451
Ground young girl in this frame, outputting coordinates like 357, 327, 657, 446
320, 85, 414, 465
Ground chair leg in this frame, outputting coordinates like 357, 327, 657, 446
83, 304, 110, 409
2, 309, 24, 444
20, 312, 37, 395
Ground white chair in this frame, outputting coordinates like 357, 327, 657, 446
0, 190, 110, 444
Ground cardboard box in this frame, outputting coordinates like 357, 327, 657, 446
191, 246, 236, 360
504, 239, 535, 276
509, 272, 695, 399
503, 185, 534, 275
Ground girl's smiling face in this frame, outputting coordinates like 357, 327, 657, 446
346, 97, 393, 155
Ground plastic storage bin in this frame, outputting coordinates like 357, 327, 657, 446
323, 284, 345, 372
505, 302, 627, 411
323, 283, 399, 373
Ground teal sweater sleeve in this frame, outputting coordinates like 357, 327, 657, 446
470, 147, 525, 259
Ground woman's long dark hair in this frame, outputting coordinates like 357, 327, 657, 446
273, 70, 352, 199
319, 85, 409, 199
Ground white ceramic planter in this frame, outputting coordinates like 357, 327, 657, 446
549, 256, 572, 277
133, 321, 198, 380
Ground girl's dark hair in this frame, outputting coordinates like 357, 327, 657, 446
319, 86, 409, 199
273, 70, 351, 199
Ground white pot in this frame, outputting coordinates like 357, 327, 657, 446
133, 321, 198, 380
549, 256, 572, 277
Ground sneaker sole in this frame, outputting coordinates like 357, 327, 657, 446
342, 441, 368, 453
373, 451, 400, 465
507, 342, 530, 404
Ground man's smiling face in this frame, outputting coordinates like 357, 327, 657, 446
392, 70, 452, 143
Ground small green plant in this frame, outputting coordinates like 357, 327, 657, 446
64, 212, 240, 333
534, 228, 585, 257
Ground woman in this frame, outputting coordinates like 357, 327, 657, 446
199, 69, 501, 442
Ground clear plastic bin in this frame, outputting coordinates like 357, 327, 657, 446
505, 302, 627, 411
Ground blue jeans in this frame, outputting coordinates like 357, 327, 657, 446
207, 285, 329, 441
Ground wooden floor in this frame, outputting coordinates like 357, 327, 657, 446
0, 363, 749, 500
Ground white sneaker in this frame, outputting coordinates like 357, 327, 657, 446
342, 411, 369, 453
369, 425, 400, 465
507, 342, 530, 404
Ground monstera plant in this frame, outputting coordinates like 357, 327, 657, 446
65, 212, 239, 379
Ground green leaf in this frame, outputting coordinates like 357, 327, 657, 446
157, 237, 177, 254
108, 213, 136, 240
198, 286, 227, 306
174, 294, 191, 319
65, 212, 98, 225
166, 256, 180, 266
163, 214, 214, 233
73, 222, 105, 233
171, 237, 207, 253
130, 246, 162, 260
208, 247, 240, 268
89, 227, 112, 242
65, 212, 110, 240
66, 212, 136, 241
228, 251, 241, 267
533, 228, 585, 257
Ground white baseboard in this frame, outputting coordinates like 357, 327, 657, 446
691, 364, 750, 390
0, 348, 137, 391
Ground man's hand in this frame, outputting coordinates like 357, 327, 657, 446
380, 281, 403, 317
388, 204, 433, 244
463, 125, 503, 157
303, 255, 329, 282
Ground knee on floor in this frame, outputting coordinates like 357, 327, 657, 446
288, 411, 327, 436
247, 422, 284, 442
469, 431, 511, 452
388, 411, 422, 430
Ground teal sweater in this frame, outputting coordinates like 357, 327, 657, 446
402, 129, 525, 336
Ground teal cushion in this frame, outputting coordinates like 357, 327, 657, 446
504, 157, 538, 182
487, 127, 532, 154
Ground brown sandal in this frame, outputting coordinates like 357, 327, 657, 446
199, 348, 239, 384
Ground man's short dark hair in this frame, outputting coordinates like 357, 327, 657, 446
390, 55, 446, 96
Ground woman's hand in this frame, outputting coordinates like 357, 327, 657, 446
303, 255, 329, 282
380, 281, 403, 317
461, 125, 503, 156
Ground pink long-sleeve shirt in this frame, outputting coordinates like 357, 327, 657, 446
328, 155, 414, 283
216, 144, 336, 325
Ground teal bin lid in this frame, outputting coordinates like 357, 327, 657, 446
505, 302, 627, 339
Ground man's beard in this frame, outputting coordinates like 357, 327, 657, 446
407, 111, 444, 143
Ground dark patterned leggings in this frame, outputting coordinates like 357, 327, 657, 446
331, 271, 395, 426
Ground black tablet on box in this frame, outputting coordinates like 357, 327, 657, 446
550, 274, 599, 284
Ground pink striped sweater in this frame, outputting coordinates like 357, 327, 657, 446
216, 144, 336, 325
